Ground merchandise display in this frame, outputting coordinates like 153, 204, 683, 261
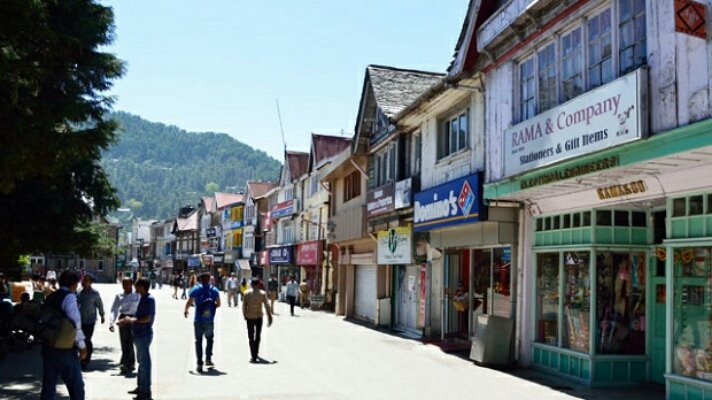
536, 253, 560, 346
564, 252, 590, 352
674, 247, 712, 382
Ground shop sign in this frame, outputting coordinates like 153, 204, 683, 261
271, 199, 295, 218
213, 255, 223, 263
296, 240, 321, 265
269, 246, 293, 265
206, 227, 217, 237
418, 264, 427, 325
259, 250, 269, 266
377, 227, 413, 265
596, 180, 647, 200
503, 69, 647, 178
675, 0, 707, 39
224, 251, 235, 263
200, 254, 214, 266
413, 173, 484, 232
163, 259, 173, 269
394, 178, 412, 209
367, 182, 395, 218
261, 212, 272, 230
187, 255, 201, 268
520, 156, 619, 190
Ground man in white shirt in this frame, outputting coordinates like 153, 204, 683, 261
41, 270, 87, 400
109, 277, 140, 374
225, 273, 239, 307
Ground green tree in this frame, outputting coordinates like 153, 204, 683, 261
205, 182, 220, 193
0, 1, 124, 276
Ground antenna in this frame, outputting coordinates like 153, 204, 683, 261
276, 99, 287, 151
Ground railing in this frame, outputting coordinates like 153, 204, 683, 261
330, 205, 366, 242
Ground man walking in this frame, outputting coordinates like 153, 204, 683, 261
41, 270, 87, 400
119, 278, 155, 400
184, 272, 220, 373
225, 273, 238, 307
267, 274, 279, 313
109, 277, 140, 375
242, 278, 272, 363
180, 273, 188, 300
285, 276, 299, 316
77, 274, 105, 370
299, 278, 310, 309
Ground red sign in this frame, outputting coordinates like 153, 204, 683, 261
296, 240, 321, 265
259, 250, 269, 266
418, 264, 427, 326
676, 0, 707, 39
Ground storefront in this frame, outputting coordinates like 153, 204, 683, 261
296, 240, 323, 295
268, 245, 298, 298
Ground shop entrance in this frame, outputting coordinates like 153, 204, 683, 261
395, 265, 420, 333
444, 251, 469, 340
650, 210, 667, 385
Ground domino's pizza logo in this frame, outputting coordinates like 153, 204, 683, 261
458, 180, 475, 217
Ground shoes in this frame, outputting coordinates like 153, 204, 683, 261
133, 392, 152, 400
196, 364, 203, 373
128, 388, 140, 395
249, 358, 257, 363
205, 359, 214, 368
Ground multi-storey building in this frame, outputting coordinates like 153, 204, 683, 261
243, 180, 277, 278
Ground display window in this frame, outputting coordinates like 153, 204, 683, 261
595, 252, 646, 354
673, 247, 712, 383
563, 252, 591, 352
536, 253, 560, 346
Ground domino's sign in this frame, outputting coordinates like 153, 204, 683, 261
413, 173, 486, 232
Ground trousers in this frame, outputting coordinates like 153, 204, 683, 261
246, 318, 263, 360
194, 321, 214, 365
119, 315, 135, 369
41, 345, 85, 400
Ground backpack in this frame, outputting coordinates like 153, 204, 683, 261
12, 292, 77, 349
195, 286, 215, 319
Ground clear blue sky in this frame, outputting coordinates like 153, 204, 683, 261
104, 1, 469, 160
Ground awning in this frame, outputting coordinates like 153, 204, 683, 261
237, 259, 251, 272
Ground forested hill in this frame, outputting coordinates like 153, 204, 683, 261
102, 111, 281, 220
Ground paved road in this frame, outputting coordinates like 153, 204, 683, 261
0, 283, 664, 400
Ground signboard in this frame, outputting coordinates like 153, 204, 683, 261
296, 240, 321, 266
418, 264, 427, 326
271, 200, 295, 218
259, 250, 269, 266
262, 212, 272, 230
366, 182, 395, 218
187, 255, 201, 268
377, 226, 413, 265
394, 178, 412, 209
268, 246, 293, 265
200, 254, 214, 266
206, 227, 217, 237
414, 173, 485, 232
675, 0, 707, 39
503, 69, 647, 178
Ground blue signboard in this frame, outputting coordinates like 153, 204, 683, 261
187, 255, 201, 268
271, 200, 295, 218
268, 245, 293, 265
413, 172, 486, 232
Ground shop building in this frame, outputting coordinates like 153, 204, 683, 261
351, 65, 444, 326
242, 180, 277, 279
475, 0, 712, 396
172, 207, 199, 272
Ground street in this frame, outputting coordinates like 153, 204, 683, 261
0, 283, 663, 400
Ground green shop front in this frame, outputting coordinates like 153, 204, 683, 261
485, 114, 712, 396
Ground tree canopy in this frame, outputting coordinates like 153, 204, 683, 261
0, 0, 124, 275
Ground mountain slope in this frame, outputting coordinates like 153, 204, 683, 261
102, 111, 281, 220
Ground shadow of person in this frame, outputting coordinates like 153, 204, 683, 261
255, 357, 277, 365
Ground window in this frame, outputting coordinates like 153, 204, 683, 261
537, 44, 557, 112
619, 0, 646, 74
371, 144, 396, 188
588, 9, 613, 89
563, 252, 590, 352
98, 261, 103, 271
343, 170, 361, 202
561, 27, 583, 101
282, 222, 294, 244
438, 109, 469, 159
413, 133, 422, 175
536, 253, 560, 346
309, 175, 319, 197
520, 58, 536, 120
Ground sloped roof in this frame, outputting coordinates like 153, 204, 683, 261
367, 65, 444, 118
310, 133, 352, 170
174, 210, 199, 232
286, 151, 309, 180
246, 181, 277, 199
201, 196, 216, 213
214, 192, 243, 209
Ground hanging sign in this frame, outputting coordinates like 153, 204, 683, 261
377, 227, 413, 264
675, 0, 707, 39
413, 173, 485, 232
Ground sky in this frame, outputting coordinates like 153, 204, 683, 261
104, 1, 470, 160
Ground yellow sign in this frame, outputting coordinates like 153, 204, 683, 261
596, 180, 646, 200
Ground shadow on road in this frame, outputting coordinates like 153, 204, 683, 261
84, 357, 119, 373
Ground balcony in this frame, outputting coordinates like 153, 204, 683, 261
329, 205, 366, 243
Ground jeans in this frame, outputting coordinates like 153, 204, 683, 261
134, 334, 152, 394
193, 321, 214, 365
227, 289, 238, 307
119, 318, 135, 369
246, 318, 263, 360
41, 345, 85, 400
287, 295, 296, 315
81, 324, 95, 366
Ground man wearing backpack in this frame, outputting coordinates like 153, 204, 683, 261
184, 272, 220, 373
41, 270, 87, 400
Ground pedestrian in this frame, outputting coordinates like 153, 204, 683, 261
239, 278, 249, 302
225, 273, 238, 307
157, 271, 163, 290
188, 272, 197, 288
184, 272, 220, 373
267, 274, 279, 313
285, 276, 299, 316
242, 278, 272, 363
77, 274, 105, 371
45, 277, 58, 297
40, 270, 87, 400
109, 277, 140, 375
0, 272, 10, 301
181, 273, 188, 300
149, 270, 156, 289
172, 273, 180, 299
119, 277, 155, 400
299, 278, 310, 309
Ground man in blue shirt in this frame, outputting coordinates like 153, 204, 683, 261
118, 277, 155, 400
184, 272, 221, 373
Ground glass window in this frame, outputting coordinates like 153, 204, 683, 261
583, 211, 592, 226
632, 211, 646, 227
563, 214, 571, 229
413, 133, 422, 175
459, 113, 468, 150
588, 9, 613, 89
596, 252, 646, 354
597, 210, 612, 226
690, 195, 704, 216
615, 210, 630, 226
561, 27, 583, 101
563, 252, 591, 352
520, 57, 536, 120
708, 194, 712, 214
553, 215, 560, 230
673, 198, 687, 217
537, 43, 557, 112
536, 253, 560, 346
545, 217, 552, 231
673, 247, 712, 382
438, 110, 469, 159
619, 0, 646, 75
472, 250, 491, 316
537, 218, 543, 232
573, 213, 581, 228
493, 247, 512, 318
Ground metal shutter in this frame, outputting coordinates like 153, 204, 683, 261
354, 264, 377, 323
